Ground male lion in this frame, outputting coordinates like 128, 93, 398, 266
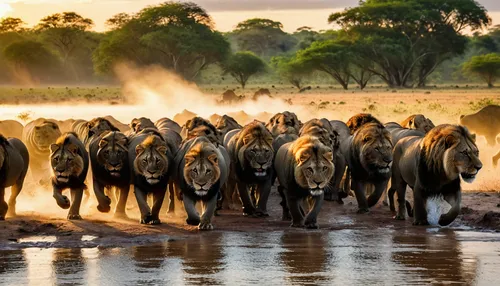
225, 121, 275, 216
173, 137, 229, 230
129, 133, 173, 224
129, 117, 156, 135
266, 111, 302, 137
72, 117, 120, 146
340, 122, 393, 213
23, 118, 62, 184
390, 125, 482, 226
0, 120, 24, 139
89, 131, 130, 218
274, 135, 335, 229
400, 114, 435, 133
181, 117, 221, 146
50, 133, 89, 220
346, 113, 382, 135
384, 122, 425, 146
0, 134, 29, 219
460, 105, 500, 146
155, 117, 181, 134
215, 115, 242, 139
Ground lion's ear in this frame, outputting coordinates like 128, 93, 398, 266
470, 133, 477, 142
67, 143, 79, 155
408, 119, 414, 128
323, 151, 333, 162
98, 138, 109, 149
445, 135, 457, 148
135, 145, 145, 156
298, 151, 311, 163
130, 119, 137, 129
242, 135, 251, 145
460, 115, 465, 119
50, 144, 60, 154
363, 136, 371, 143
185, 155, 195, 164
156, 145, 168, 155
208, 153, 218, 165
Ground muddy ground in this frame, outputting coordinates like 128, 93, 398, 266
1, 189, 499, 248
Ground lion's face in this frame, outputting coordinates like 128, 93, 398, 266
355, 123, 393, 176
410, 115, 435, 133
438, 127, 483, 183
184, 143, 221, 196
267, 112, 300, 137
134, 135, 169, 185
215, 115, 241, 134
50, 142, 84, 183
88, 118, 117, 138
238, 122, 274, 177
97, 132, 128, 177
130, 117, 155, 134
293, 137, 335, 196
34, 122, 61, 151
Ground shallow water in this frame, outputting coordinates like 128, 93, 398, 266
1, 228, 500, 285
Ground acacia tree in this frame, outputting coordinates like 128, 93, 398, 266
0, 18, 26, 33
271, 56, 311, 90
94, 2, 230, 80
329, 0, 491, 87
223, 52, 266, 88
462, 53, 500, 87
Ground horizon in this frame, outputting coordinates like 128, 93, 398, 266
1, 0, 499, 33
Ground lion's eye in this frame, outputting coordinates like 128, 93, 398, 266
307, 167, 314, 173
142, 159, 147, 164
156, 158, 160, 164
67, 158, 73, 162
193, 169, 198, 174
323, 166, 328, 171
206, 169, 212, 174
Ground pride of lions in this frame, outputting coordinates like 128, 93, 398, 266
0, 105, 497, 230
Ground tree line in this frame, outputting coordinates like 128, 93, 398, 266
0, 0, 499, 88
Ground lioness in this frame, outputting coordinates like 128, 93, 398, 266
50, 133, 89, 220
266, 112, 301, 137
275, 135, 335, 229
173, 137, 229, 230
0, 135, 29, 219
0, 120, 23, 139
129, 117, 156, 135
460, 105, 500, 146
181, 117, 222, 146
400, 114, 435, 133
390, 124, 482, 226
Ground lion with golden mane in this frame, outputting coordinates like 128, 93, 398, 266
390, 124, 482, 226
400, 114, 435, 133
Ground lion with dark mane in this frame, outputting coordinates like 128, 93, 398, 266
275, 135, 335, 229
346, 113, 382, 135
401, 114, 435, 133
266, 111, 301, 137
50, 133, 89, 220
72, 117, 119, 146
0, 134, 29, 220
390, 124, 482, 226
181, 117, 221, 146
215, 115, 242, 139
225, 121, 274, 216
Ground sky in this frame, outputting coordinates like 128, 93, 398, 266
1, 0, 499, 32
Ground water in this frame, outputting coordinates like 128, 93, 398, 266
1, 229, 499, 285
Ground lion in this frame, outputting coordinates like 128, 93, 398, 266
129, 117, 156, 135
0, 135, 29, 219
266, 111, 302, 137
221, 90, 243, 103
274, 135, 335, 229
390, 124, 482, 226
155, 118, 181, 134
173, 137, 229, 230
384, 122, 425, 146
401, 114, 435, 133
225, 121, 275, 216
129, 132, 173, 224
173, 109, 197, 126
340, 122, 393, 213
103, 115, 129, 132
493, 149, 500, 167
460, 105, 500, 146
72, 117, 119, 146
89, 131, 130, 218
22, 118, 62, 183
50, 133, 89, 220
56, 119, 78, 133
346, 113, 382, 135
252, 88, 271, 100
215, 115, 242, 139
0, 120, 24, 139
181, 117, 221, 146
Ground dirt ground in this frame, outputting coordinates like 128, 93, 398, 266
1, 189, 499, 247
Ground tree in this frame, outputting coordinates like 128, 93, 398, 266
223, 52, 266, 88
94, 2, 230, 80
462, 53, 500, 87
271, 56, 311, 90
0, 18, 26, 33
231, 18, 297, 58
329, 0, 491, 88
105, 13, 133, 30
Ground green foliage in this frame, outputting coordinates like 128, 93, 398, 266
271, 55, 311, 89
462, 53, 500, 87
469, 98, 499, 110
0, 18, 26, 33
223, 51, 266, 88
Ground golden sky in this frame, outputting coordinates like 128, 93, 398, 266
1, 0, 499, 33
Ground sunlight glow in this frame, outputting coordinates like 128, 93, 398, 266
0, 3, 12, 18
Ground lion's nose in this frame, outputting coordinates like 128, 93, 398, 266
475, 163, 483, 171
313, 180, 322, 186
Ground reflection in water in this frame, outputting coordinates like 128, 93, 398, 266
280, 231, 328, 284
0, 230, 498, 284
391, 229, 477, 284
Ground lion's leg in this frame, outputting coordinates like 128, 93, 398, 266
237, 181, 256, 216
150, 190, 166, 225
183, 195, 201, 226
394, 180, 408, 220
438, 191, 461, 226
367, 180, 389, 208
492, 150, 500, 168
255, 181, 272, 217
0, 187, 7, 220
352, 180, 369, 213
114, 185, 129, 219
167, 181, 175, 214
287, 194, 305, 227
199, 195, 217, 230
53, 185, 70, 210
304, 193, 324, 229
278, 185, 291, 221
67, 188, 83, 220
412, 184, 429, 225
7, 182, 23, 217
134, 186, 152, 224
93, 178, 111, 213
485, 134, 497, 147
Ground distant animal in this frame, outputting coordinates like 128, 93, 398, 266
0, 135, 29, 220
0, 120, 23, 139
221, 90, 243, 103
173, 110, 197, 126
400, 114, 435, 133
252, 88, 271, 100
460, 105, 500, 146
